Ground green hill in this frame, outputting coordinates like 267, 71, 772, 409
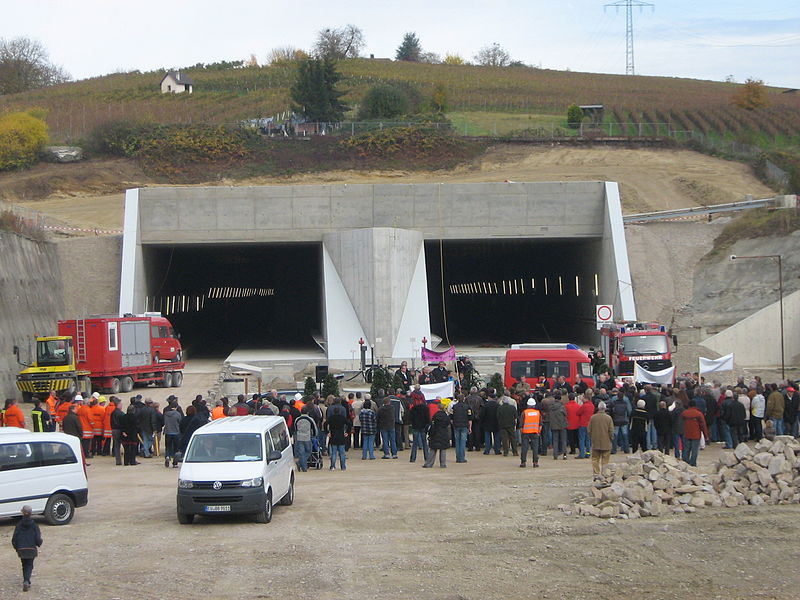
1, 59, 799, 150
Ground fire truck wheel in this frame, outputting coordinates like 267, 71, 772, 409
120, 376, 134, 393
171, 371, 183, 387
161, 372, 173, 388
109, 378, 121, 394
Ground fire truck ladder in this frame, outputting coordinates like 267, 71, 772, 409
75, 319, 87, 363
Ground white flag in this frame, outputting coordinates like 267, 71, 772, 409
634, 363, 675, 384
699, 353, 734, 374
420, 381, 454, 400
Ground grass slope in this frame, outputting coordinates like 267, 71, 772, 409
0, 60, 798, 148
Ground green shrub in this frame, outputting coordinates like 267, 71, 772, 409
488, 372, 504, 394
358, 83, 413, 119
321, 373, 340, 398
304, 376, 317, 397
0, 111, 49, 170
341, 127, 466, 158
566, 104, 583, 129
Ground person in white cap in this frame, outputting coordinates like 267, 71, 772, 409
518, 398, 542, 468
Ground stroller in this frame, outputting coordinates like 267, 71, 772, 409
305, 437, 324, 470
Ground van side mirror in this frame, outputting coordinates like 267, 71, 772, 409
267, 450, 282, 463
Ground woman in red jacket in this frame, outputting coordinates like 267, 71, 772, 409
577, 396, 596, 459
564, 393, 581, 455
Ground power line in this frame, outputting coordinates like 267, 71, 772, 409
604, 0, 655, 75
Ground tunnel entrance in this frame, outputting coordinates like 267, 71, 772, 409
143, 243, 322, 358
426, 238, 602, 347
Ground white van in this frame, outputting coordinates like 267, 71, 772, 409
176, 416, 295, 524
0, 428, 88, 525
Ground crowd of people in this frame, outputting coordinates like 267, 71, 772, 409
2, 371, 798, 476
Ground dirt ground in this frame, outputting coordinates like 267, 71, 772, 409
4, 145, 775, 232
2, 371, 800, 599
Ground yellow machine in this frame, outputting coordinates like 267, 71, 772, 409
15, 336, 91, 402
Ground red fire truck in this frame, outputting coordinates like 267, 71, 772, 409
598, 321, 674, 378
16, 314, 185, 399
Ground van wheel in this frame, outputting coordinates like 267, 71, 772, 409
120, 376, 134, 393
171, 371, 183, 387
177, 511, 194, 525
280, 475, 294, 506
161, 372, 173, 388
255, 490, 273, 523
44, 493, 75, 525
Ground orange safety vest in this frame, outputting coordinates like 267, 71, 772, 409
55, 401, 72, 425
211, 405, 227, 420
103, 404, 115, 437
521, 408, 541, 434
46, 393, 57, 416
3, 405, 25, 428
90, 404, 106, 435
77, 405, 94, 439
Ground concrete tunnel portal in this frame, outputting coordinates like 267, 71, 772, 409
120, 182, 636, 367
141, 237, 603, 358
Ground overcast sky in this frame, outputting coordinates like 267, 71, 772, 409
4, 1, 799, 88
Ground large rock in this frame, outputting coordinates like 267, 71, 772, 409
719, 451, 739, 467
623, 484, 645, 504
733, 443, 754, 461
40, 146, 84, 163
753, 452, 773, 468
756, 467, 773, 487
768, 455, 790, 476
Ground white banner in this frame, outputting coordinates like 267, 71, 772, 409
420, 381, 455, 400
634, 363, 675, 384
699, 353, 734, 374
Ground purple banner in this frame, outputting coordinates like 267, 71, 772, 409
421, 345, 457, 362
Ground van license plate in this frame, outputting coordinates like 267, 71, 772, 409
205, 505, 231, 512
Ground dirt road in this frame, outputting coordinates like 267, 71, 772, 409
1, 398, 798, 600
7, 146, 775, 232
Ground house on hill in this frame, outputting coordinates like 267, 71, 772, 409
160, 71, 194, 94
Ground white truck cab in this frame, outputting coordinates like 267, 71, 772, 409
176, 416, 295, 524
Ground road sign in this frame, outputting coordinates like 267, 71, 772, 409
596, 304, 613, 329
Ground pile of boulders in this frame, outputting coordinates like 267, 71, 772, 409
559, 436, 800, 519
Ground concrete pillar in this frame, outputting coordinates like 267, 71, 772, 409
119, 189, 147, 314
323, 228, 431, 362
599, 182, 636, 321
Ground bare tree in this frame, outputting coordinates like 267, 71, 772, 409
473, 43, 511, 67
266, 46, 308, 65
313, 25, 365, 60
0, 37, 70, 95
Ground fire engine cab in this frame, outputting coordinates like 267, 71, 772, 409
599, 322, 674, 378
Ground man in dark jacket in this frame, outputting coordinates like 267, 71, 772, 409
497, 400, 519, 457
110, 398, 126, 466
641, 385, 660, 450
630, 400, 649, 453
62, 404, 82, 440
12, 505, 43, 591
324, 398, 350, 470
136, 399, 158, 458
450, 397, 472, 463
377, 396, 397, 459
465, 387, 484, 452
423, 401, 450, 468
728, 394, 747, 447
654, 401, 673, 454
481, 392, 501, 455
409, 397, 431, 463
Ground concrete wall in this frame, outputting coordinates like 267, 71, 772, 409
134, 182, 607, 244
121, 181, 635, 363
0, 233, 64, 398
56, 235, 122, 317
701, 289, 800, 368
323, 228, 430, 360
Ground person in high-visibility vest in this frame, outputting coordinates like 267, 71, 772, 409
90, 396, 106, 456
76, 397, 95, 458
3, 398, 26, 429
31, 399, 53, 432
102, 397, 115, 455
45, 391, 57, 419
518, 398, 542, 468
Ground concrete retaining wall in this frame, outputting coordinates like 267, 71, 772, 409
0, 233, 64, 398
701, 289, 800, 368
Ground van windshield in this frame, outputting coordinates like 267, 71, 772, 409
185, 433, 263, 462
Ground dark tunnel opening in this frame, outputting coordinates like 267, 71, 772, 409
426, 238, 601, 347
143, 243, 322, 358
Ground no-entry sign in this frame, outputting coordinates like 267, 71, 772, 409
596, 304, 613, 327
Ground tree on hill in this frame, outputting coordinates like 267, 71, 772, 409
566, 104, 584, 129
396, 32, 422, 62
731, 78, 769, 110
443, 53, 465, 65
266, 46, 308, 65
474, 43, 511, 67
0, 37, 70, 95
290, 57, 348, 123
313, 25, 365, 60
